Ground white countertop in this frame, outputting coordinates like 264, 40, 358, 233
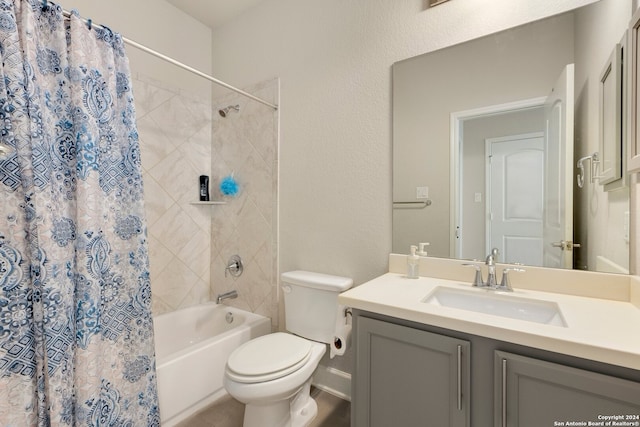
339, 272, 640, 371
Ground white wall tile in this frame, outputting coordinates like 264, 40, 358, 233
137, 75, 278, 322
136, 75, 214, 315
210, 79, 279, 329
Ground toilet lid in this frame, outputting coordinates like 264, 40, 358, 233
226, 333, 312, 384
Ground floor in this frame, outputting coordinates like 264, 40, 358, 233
174, 388, 351, 427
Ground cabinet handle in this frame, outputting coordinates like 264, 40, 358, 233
457, 345, 462, 411
502, 359, 507, 427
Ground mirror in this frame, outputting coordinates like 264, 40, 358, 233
392, 0, 631, 273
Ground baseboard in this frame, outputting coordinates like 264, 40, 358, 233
162, 389, 228, 427
311, 365, 351, 402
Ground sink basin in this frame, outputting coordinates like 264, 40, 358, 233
423, 286, 567, 327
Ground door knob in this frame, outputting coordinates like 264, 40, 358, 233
566, 241, 581, 250
551, 240, 581, 251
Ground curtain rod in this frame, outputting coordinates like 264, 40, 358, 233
56, 7, 278, 110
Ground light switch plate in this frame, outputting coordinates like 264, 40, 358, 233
416, 186, 429, 199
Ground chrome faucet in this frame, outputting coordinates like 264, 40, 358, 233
216, 290, 238, 304
464, 248, 524, 292
485, 248, 499, 288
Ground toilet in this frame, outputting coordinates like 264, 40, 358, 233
223, 270, 353, 427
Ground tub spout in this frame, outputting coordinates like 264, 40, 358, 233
216, 290, 238, 304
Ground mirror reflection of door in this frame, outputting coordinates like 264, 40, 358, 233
456, 64, 574, 268
542, 64, 574, 269
455, 102, 545, 262
486, 133, 544, 266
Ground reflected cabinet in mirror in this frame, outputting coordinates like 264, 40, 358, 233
392, 0, 631, 274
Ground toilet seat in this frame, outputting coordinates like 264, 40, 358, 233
226, 333, 313, 384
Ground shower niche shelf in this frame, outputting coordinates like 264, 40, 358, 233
190, 201, 227, 206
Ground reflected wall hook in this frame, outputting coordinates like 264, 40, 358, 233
577, 152, 601, 188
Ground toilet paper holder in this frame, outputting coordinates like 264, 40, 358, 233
331, 306, 353, 358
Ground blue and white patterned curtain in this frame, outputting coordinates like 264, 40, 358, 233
0, 1, 159, 425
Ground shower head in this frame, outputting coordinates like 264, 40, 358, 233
0, 142, 15, 159
219, 104, 240, 118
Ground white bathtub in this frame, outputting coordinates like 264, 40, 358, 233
154, 303, 271, 426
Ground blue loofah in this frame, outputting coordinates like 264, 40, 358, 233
220, 175, 239, 197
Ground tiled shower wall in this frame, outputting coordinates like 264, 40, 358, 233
134, 74, 279, 326
210, 79, 280, 330
135, 74, 214, 315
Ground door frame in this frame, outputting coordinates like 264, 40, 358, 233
542, 63, 575, 269
450, 97, 546, 259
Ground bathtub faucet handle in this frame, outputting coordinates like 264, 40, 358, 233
225, 255, 243, 278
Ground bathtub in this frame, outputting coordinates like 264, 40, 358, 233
154, 303, 271, 426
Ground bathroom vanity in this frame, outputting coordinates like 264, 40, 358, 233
339, 255, 640, 427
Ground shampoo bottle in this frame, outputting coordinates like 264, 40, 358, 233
407, 245, 419, 279
199, 175, 210, 201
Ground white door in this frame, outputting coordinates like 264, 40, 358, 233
487, 134, 544, 266
543, 64, 574, 269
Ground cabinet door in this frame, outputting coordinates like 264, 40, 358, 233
353, 316, 470, 427
495, 351, 640, 427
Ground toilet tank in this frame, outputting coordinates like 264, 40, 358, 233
281, 271, 353, 344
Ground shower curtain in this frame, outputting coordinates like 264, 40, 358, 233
0, 1, 159, 425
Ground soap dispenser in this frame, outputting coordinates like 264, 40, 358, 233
416, 242, 430, 257
407, 245, 419, 279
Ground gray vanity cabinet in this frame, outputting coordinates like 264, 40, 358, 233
352, 311, 640, 426
353, 316, 470, 427
495, 351, 640, 427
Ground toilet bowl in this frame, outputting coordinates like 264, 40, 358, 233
224, 333, 326, 427
223, 271, 353, 427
